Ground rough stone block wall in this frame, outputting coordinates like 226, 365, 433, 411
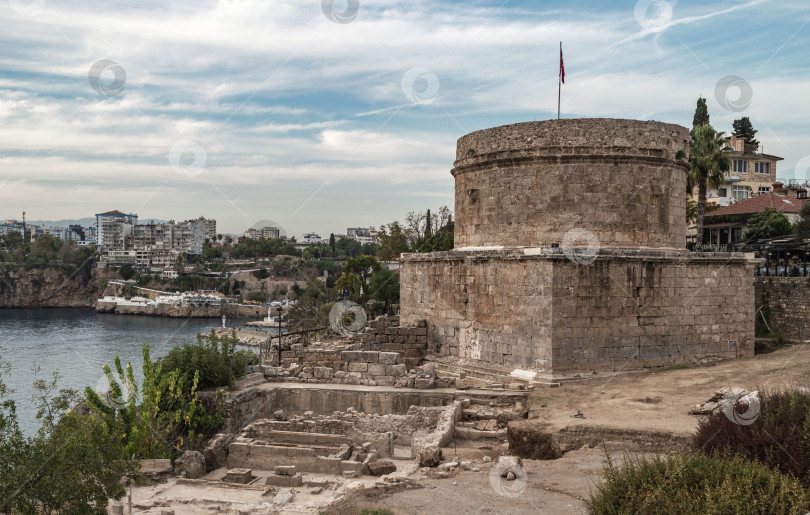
268, 348, 412, 386
360, 315, 428, 370
754, 277, 810, 341
551, 254, 754, 369
401, 249, 754, 371
400, 251, 553, 368
452, 119, 689, 249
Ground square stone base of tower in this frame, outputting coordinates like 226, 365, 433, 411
400, 248, 754, 374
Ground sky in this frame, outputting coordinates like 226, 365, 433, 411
1, 0, 809, 237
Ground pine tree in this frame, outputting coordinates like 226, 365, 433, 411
425, 209, 432, 237
693, 97, 710, 128
732, 117, 760, 154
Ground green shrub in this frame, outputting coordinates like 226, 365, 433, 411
694, 388, 810, 481
587, 452, 810, 514
156, 329, 246, 390
246, 290, 267, 303
252, 268, 270, 280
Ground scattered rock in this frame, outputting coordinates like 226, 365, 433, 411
482, 456, 492, 463
367, 460, 397, 476
690, 386, 755, 415
273, 410, 286, 421
273, 488, 294, 506
174, 450, 205, 479
506, 471, 516, 481
419, 447, 443, 467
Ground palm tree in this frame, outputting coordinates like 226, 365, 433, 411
678, 124, 731, 248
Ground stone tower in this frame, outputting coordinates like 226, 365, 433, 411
400, 119, 754, 374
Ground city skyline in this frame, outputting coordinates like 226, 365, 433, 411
1, 0, 809, 236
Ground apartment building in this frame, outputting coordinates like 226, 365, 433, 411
707, 134, 785, 206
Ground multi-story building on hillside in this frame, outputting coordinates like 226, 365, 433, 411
706, 134, 784, 206
347, 227, 377, 245
243, 225, 280, 240
95, 210, 138, 250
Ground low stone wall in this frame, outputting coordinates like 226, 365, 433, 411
95, 301, 265, 318
268, 348, 423, 387
222, 383, 458, 434
222, 386, 277, 434
272, 386, 456, 416
754, 277, 810, 341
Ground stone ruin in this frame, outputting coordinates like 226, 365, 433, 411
400, 118, 755, 374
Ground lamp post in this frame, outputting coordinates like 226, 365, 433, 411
276, 306, 283, 366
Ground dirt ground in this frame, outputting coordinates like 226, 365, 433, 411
328, 342, 810, 515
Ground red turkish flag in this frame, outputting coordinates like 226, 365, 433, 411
560, 45, 565, 84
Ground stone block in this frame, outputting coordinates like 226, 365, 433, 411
314, 367, 334, 379
348, 362, 368, 372
386, 364, 407, 377
265, 472, 302, 487
378, 352, 400, 364
361, 351, 380, 363
223, 468, 253, 484
367, 363, 387, 376
340, 351, 364, 362
275, 465, 296, 476
415, 377, 434, 389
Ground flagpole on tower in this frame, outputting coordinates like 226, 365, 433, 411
557, 42, 563, 120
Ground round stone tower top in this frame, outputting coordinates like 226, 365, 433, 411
453, 118, 688, 170
451, 118, 691, 249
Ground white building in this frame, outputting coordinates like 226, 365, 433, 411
95, 210, 138, 250
300, 233, 325, 245
347, 227, 377, 245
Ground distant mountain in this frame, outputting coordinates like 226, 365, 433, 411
23, 218, 96, 228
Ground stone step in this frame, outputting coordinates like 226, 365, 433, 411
433, 361, 518, 385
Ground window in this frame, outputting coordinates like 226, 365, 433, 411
755, 162, 770, 174
733, 160, 748, 174
718, 188, 728, 197
733, 185, 750, 201
759, 186, 771, 194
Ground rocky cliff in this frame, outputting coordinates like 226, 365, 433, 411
0, 266, 102, 308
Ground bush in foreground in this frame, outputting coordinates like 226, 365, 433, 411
587, 453, 810, 514
694, 388, 810, 482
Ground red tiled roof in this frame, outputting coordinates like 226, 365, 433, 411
707, 192, 809, 217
